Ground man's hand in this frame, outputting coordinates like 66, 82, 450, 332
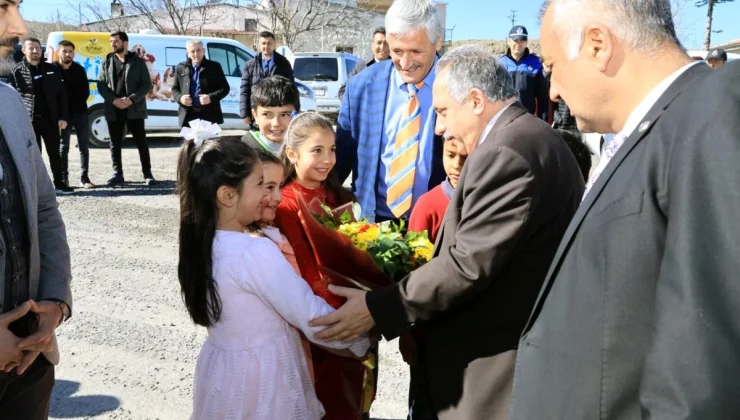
243, 117, 252, 126
17, 301, 61, 371
0, 301, 33, 372
113, 98, 126, 109
309, 285, 375, 342
122, 98, 133, 107
199, 95, 211, 106
58, 120, 67, 130
180, 94, 193, 106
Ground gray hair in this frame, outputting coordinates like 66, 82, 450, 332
438, 44, 518, 104
385, 0, 443, 44
544, 0, 679, 60
186, 39, 204, 49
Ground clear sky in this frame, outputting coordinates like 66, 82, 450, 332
21, 0, 740, 50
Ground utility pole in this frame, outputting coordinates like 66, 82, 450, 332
508, 10, 517, 27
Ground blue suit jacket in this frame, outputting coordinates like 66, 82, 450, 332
336, 59, 445, 220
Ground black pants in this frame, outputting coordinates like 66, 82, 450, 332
31, 117, 63, 185
107, 117, 152, 178
408, 344, 438, 420
0, 357, 54, 419
182, 109, 216, 128
60, 112, 91, 180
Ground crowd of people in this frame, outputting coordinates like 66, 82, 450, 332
0, 0, 739, 419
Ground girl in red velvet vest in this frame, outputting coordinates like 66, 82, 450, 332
274, 112, 370, 420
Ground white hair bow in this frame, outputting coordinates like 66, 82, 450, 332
179, 119, 221, 146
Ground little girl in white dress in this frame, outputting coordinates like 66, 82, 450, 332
176, 137, 368, 420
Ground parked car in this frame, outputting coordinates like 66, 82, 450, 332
289, 52, 362, 114
45, 31, 316, 147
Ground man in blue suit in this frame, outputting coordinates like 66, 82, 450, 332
336, 0, 445, 223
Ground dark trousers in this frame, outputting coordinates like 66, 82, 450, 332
60, 112, 91, 180
408, 344, 438, 420
31, 117, 63, 185
182, 109, 215, 127
0, 356, 54, 419
106, 117, 152, 178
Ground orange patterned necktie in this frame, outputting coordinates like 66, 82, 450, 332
387, 82, 425, 218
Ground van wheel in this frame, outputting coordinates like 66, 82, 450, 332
88, 108, 115, 148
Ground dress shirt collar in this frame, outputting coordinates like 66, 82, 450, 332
478, 101, 515, 145
615, 61, 698, 140
393, 55, 438, 91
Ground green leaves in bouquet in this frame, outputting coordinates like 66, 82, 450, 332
366, 220, 417, 281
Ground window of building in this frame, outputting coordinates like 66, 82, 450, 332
244, 19, 258, 32
335, 46, 354, 54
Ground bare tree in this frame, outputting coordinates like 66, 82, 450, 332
670, 0, 698, 47
75, 0, 228, 35
74, 0, 132, 32
248, 0, 375, 50
695, 0, 735, 49
26, 9, 80, 42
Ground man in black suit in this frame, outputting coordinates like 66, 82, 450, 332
310, 44, 585, 419
239, 31, 293, 127
171, 39, 229, 128
508, 1, 740, 419
338, 26, 390, 101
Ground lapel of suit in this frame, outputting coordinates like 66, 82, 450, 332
358, 63, 391, 217
432, 102, 526, 253
0, 92, 33, 233
523, 64, 709, 333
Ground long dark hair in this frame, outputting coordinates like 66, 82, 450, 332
281, 112, 355, 204
177, 137, 260, 327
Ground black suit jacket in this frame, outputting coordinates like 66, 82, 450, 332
171, 58, 230, 127
8, 59, 69, 123
510, 62, 740, 419
239, 52, 294, 118
367, 102, 585, 419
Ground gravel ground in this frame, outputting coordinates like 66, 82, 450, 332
45, 133, 409, 420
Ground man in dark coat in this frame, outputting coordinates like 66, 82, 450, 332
53, 39, 94, 189
97, 31, 154, 187
171, 39, 229, 127
508, 1, 740, 419
338, 26, 390, 100
8, 37, 71, 194
239, 31, 293, 126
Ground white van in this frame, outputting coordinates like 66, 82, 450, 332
45, 31, 316, 147
289, 52, 363, 114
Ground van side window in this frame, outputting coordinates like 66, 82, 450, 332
166, 47, 186, 67
208, 43, 253, 78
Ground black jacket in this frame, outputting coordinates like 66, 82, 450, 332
239, 51, 293, 118
510, 63, 740, 419
338, 58, 384, 101
97, 51, 151, 121
53, 61, 90, 115
171, 58, 230, 127
8, 58, 69, 123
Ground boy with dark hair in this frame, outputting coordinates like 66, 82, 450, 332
242, 75, 300, 155
556, 129, 592, 182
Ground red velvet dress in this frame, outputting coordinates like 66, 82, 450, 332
275, 180, 366, 420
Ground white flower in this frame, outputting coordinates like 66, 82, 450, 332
179, 119, 221, 146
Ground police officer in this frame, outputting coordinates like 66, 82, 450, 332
499, 26, 549, 121
706, 48, 727, 69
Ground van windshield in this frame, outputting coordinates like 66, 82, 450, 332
293, 57, 338, 82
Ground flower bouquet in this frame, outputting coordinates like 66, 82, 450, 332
295, 192, 434, 291
179, 118, 221, 144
